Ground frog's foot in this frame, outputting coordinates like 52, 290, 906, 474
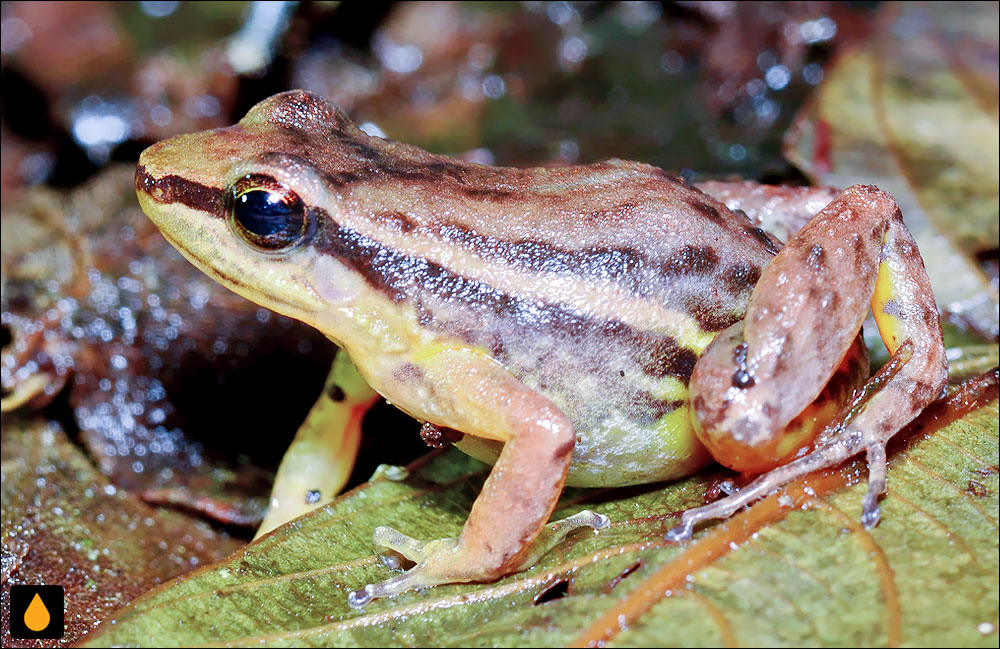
671, 342, 935, 541
665, 436, 858, 542
349, 510, 609, 608
665, 430, 895, 541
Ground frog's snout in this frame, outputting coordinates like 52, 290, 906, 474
135, 140, 173, 208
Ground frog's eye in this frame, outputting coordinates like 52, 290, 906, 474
229, 175, 307, 251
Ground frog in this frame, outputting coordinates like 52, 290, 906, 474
134, 90, 947, 607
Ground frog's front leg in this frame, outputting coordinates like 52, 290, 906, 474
671, 185, 947, 540
348, 348, 608, 607
255, 350, 378, 538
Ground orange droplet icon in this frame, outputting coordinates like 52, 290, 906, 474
24, 592, 51, 632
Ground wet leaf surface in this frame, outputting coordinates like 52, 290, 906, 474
1, 414, 243, 648
81, 372, 998, 648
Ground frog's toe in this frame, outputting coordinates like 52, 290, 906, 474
348, 570, 431, 608
860, 441, 888, 529
665, 519, 695, 543
349, 536, 463, 608
372, 525, 434, 564
348, 574, 416, 608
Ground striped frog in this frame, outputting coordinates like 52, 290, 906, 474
135, 90, 947, 606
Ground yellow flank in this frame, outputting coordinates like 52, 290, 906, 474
648, 375, 691, 403
656, 404, 703, 459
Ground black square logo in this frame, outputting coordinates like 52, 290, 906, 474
8, 585, 64, 639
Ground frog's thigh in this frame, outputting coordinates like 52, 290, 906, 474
350, 347, 606, 606
255, 350, 378, 539
678, 185, 947, 539
695, 179, 841, 242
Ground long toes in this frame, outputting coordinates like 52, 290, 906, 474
347, 572, 413, 609
351, 513, 611, 607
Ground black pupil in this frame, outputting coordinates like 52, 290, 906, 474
233, 189, 304, 247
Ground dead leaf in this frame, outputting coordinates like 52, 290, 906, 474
1, 414, 243, 647
785, 2, 999, 339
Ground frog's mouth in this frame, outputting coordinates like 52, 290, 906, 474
156, 226, 265, 304
156, 208, 325, 317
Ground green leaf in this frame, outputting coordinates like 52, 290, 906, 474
81, 374, 999, 647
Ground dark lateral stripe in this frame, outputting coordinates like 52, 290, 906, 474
313, 208, 704, 384
433, 220, 653, 294
135, 165, 225, 217
282, 130, 764, 301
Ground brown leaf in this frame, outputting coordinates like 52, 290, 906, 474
1, 414, 244, 647
785, 2, 999, 338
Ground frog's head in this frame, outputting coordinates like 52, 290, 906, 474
135, 91, 372, 329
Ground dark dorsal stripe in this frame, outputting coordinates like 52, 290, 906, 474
137, 165, 738, 384
139, 160, 745, 311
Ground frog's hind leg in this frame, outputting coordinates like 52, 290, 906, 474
673, 185, 947, 541
695, 179, 841, 243
255, 350, 378, 539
